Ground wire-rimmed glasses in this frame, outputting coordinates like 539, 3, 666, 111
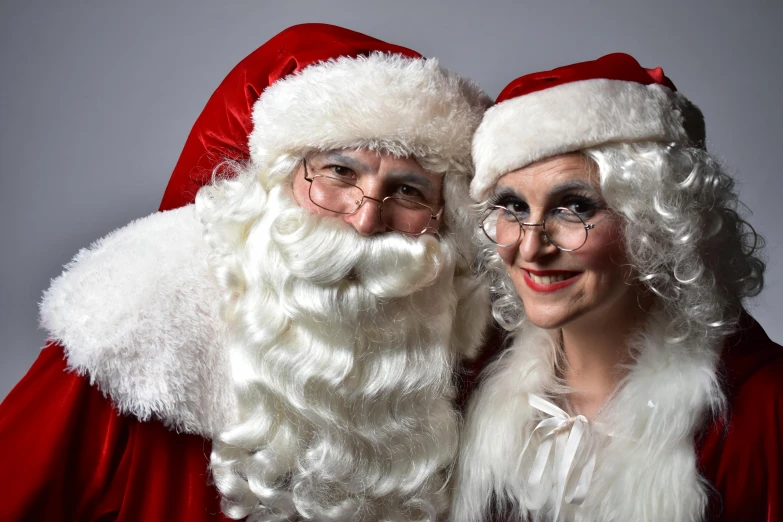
480, 205, 613, 251
302, 158, 443, 235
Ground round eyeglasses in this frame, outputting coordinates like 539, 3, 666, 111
302, 158, 443, 235
480, 205, 613, 251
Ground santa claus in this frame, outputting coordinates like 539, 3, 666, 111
0, 24, 492, 522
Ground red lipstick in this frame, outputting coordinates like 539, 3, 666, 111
522, 269, 581, 293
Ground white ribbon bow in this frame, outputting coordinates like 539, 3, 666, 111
516, 394, 597, 522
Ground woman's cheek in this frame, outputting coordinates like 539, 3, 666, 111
497, 244, 517, 266
572, 226, 626, 271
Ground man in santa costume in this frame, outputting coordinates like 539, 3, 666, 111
453, 53, 782, 521
0, 24, 491, 521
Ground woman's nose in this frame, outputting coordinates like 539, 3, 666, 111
517, 224, 559, 262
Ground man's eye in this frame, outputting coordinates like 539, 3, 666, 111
328, 165, 351, 177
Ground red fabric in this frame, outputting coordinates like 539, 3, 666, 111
698, 316, 783, 521
0, 343, 230, 522
159, 23, 420, 212
495, 53, 677, 105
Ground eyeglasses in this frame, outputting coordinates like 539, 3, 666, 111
480, 206, 613, 251
302, 158, 443, 235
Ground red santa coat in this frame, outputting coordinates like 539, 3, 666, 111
0, 206, 235, 522
0, 343, 230, 522
698, 312, 783, 521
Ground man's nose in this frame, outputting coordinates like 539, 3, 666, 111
344, 197, 387, 236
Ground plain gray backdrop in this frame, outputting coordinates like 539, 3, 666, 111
1, 0, 781, 400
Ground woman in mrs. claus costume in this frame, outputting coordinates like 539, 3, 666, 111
452, 53, 782, 521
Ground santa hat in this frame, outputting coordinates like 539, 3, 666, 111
470, 53, 705, 200
160, 23, 489, 211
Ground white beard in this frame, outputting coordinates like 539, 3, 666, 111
207, 183, 462, 522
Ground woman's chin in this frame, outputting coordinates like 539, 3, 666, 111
524, 310, 572, 330
522, 298, 596, 330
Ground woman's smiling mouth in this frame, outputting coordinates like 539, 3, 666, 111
522, 269, 581, 292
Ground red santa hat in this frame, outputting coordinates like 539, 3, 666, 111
470, 53, 706, 200
160, 23, 489, 211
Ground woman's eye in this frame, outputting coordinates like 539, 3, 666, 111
509, 202, 527, 213
498, 199, 528, 215
562, 197, 598, 217
398, 184, 425, 201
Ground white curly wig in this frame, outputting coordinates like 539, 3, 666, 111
480, 141, 764, 351
469, 53, 763, 348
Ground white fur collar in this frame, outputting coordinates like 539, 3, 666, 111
39, 206, 235, 438
455, 316, 724, 522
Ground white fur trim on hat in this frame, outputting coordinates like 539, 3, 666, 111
249, 53, 490, 174
470, 79, 704, 200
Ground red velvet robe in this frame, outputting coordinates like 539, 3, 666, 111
1, 316, 781, 521
0, 343, 229, 522
698, 314, 783, 521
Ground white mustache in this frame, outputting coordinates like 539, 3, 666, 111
270, 206, 445, 299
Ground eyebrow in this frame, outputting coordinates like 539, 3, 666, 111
317, 151, 373, 172
493, 179, 599, 200
386, 171, 435, 191
318, 152, 437, 191
549, 180, 599, 195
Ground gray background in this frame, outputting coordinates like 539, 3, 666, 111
1, 0, 781, 400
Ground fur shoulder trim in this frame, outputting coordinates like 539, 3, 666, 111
455, 315, 723, 522
40, 206, 234, 437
